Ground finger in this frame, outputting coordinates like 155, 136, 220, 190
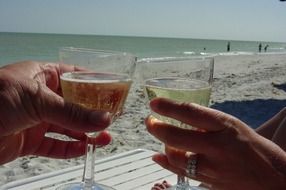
34, 133, 112, 159
87, 131, 112, 146
152, 153, 217, 185
146, 116, 217, 154
58, 63, 76, 74
152, 181, 171, 190
42, 63, 87, 94
34, 137, 86, 159
39, 62, 80, 90
38, 86, 111, 133
47, 125, 86, 140
165, 146, 216, 178
150, 98, 243, 131
47, 127, 111, 147
162, 180, 172, 188
153, 183, 165, 190
151, 185, 163, 190
58, 63, 86, 74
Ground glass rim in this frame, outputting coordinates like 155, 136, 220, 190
60, 71, 132, 83
59, 47, 135, 57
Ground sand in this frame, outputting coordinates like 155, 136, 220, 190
1, 52, 286, 186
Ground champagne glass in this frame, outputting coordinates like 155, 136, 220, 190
137, 56, 214, 190
57, 47, 136, 190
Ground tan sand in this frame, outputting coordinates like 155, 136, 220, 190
1, 53, 286, 186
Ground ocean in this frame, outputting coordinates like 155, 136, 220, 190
0, 32, 286, 66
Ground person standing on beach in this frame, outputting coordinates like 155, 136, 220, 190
258, 43, 262, 52
227, 41, 230, 52
0, 61, 112, 165
264, 44, 269, 52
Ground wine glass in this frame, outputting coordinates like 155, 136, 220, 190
137, 56, 214, 190
56, 47, 136, 190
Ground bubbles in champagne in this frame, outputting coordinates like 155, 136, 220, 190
144, 77, 211, 129
60, 72, 132, 119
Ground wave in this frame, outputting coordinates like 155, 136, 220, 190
139, 51, 286, 61
269, 47, 286, 50
183, 51, 196, 55
188, 50, 286, 56
218, 51, 255, 56
183, 51, 258, 56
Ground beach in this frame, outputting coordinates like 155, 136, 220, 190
1, 53, 286, 186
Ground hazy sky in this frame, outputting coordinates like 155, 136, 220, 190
0, 0, 285, 42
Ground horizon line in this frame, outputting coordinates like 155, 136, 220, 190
0, 31, 285, 44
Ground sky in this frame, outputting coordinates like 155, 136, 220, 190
0, 0, 285, 42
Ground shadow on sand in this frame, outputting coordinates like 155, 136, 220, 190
272, 82, 286, 92
211, 99, 286, 129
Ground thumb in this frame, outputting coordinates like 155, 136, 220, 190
39, 88, 111, 133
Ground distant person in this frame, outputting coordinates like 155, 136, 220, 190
258, 43, 262, 52
264, 44, 269, 52
227, 41, 230, 52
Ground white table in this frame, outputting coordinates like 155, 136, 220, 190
0, 149, 200, 190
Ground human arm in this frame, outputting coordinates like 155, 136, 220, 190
0, 61, 111, 164
146, 98, 286, 190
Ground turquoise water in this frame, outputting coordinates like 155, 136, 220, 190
0, 32, 286, 66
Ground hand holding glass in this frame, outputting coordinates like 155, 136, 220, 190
138, 56, 214, 190
57, 47, 136, 190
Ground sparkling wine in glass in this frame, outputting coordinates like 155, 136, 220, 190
138, 56, 214, 190
57, 47, 136, 190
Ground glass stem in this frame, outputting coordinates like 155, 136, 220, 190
82, 137, 97, 188
177, 175, 189, 189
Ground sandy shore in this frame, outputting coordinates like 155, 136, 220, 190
1, 53, 286, 186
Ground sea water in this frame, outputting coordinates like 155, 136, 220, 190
0, 32, 286, 66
